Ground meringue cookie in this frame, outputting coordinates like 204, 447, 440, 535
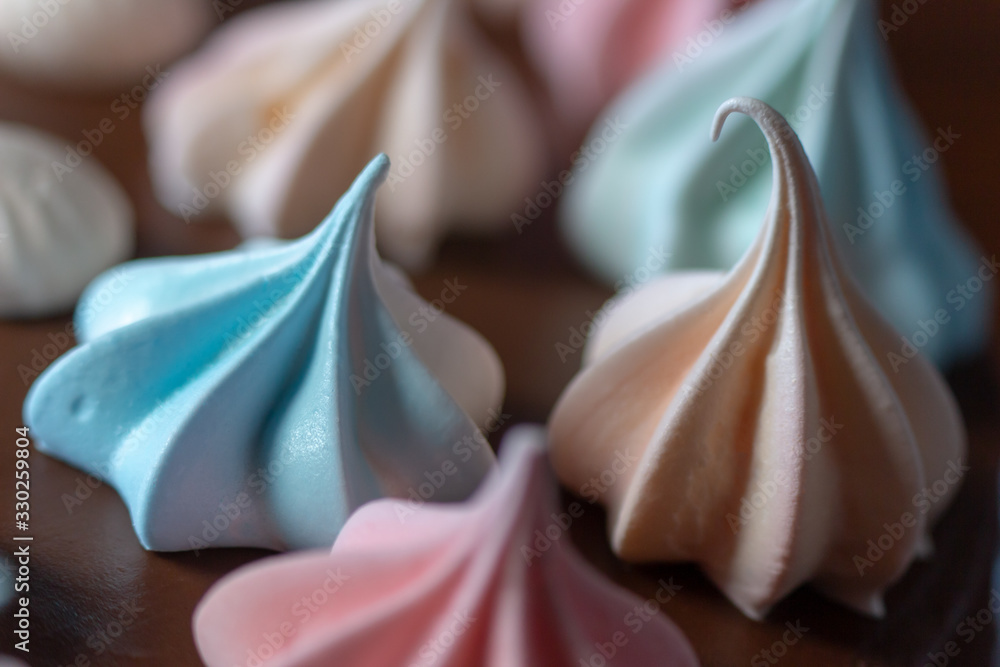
25, 155, 504, 552
0, 0, 210, 89
562, 0, 989, 367
0, 123, 133, 318
523, 0, 743, 132
550, 99, 967, 619
194, 426, 700, 667
144, 0, 546, 269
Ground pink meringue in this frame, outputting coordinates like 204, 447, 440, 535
523, 0, 752, 131
549, 98, 967, 619
194, 426, 700, 667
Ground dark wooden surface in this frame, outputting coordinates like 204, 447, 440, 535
1, 0, 999, 664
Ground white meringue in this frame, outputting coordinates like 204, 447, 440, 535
144, 0, 546, 269
549, 98, 967, 620
0, 0, 211, 89
0, 123, 133, 318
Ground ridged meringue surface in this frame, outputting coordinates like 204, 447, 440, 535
0, 123, 133, 318
562, 0, 989, 367
194, 426, 700, 667
550, 99, 967, 620
145, 0, 545, 269
0, 0, 210, 88
24, 155, 504, 552
523, 0, 741, 132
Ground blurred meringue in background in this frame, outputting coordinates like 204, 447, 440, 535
0, 123, 133, 318
0, 0, 211, 90
144, 0, 547, 270
560, 0, 991, 368
522, 0, 755, 135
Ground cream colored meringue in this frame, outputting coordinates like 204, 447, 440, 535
144, 0, 545, 268
0, 0, 210, 89
549, 98, 967, 620
0, 123, 133, 318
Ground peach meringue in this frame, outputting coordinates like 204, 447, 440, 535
194, 426, 700, 666
0, 0, 210, 89
145, 0, 545, 268
560, 0, 989, 368
549, 98, 967, 619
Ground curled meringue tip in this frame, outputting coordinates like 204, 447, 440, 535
710, 97, 785, 142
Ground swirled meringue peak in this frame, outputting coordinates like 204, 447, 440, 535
562, 0, 990, 368
24, 155, 504, 552
144, 0, 545, 269
194, 426, 700, 667
0, 123, 133, 318
550, 99, 968, 620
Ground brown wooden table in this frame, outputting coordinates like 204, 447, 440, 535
1, 0, 998, 664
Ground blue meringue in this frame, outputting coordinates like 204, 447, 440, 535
24, 155, 504, 552
562, 0, 991, 367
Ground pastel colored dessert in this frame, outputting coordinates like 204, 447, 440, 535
0, 123, 133, 318
549, 98, 967, 620
523, 0, 747, 132
0, 0, 210, 89
561, 0, 990, 368
24, 155, 504, 552
194, 426, 701, 667
144, 0, 546, 269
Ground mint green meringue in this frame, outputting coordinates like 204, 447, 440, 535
562, 0, 990, 367
24, 155, 504, 552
